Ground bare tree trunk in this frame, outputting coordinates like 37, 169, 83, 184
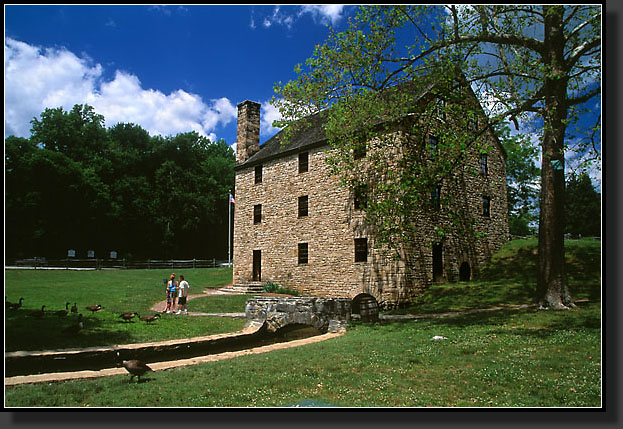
537, 6, 574, 310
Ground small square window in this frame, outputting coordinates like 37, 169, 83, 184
482, 196, 491, 217
355, 238, 368, 263
298, 243, 308, 265
253, 204, 262, 224
298, 195, 309, 217
435, 97, 446, 120
255, 165, 263, 184
299, 152, 309, 173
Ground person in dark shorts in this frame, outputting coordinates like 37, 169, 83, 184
176, 274, 189, 314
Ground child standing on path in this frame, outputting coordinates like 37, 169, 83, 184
177, 275, 190, 314
167, 273, 178, 314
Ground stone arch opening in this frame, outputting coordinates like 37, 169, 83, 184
459, 261, 471, 282
351, 293, 379, 322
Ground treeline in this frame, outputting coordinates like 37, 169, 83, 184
5, 104, 235, 260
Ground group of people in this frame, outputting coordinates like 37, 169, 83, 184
163, 273, 190, 314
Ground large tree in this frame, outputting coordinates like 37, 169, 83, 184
274, 5, 601, 309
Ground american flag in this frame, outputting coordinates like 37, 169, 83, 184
229, 194, 235, 204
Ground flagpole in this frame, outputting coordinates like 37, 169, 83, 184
228, 192, 231, 266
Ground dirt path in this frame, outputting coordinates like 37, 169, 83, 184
149, 285, 238, 313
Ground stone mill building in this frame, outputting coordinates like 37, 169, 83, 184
232, 83, 508, 309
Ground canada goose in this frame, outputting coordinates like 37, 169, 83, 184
119, 312, 139, 322
85, 304, 102, 313
63, 313, 84, 334
7, 297, 24, 310
70, 303, 78, 314
55, 302, 71, 317
140, 314, 160, 324
31, 305, 46, 318
121, 359, 153, 383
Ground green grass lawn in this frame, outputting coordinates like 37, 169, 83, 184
4, 239, 602, 407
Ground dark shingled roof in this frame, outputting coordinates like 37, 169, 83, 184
235, 109, 330, 170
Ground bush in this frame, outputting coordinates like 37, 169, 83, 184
262, 281, 300, 296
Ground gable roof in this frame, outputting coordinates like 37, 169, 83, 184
234, 79, 505, 171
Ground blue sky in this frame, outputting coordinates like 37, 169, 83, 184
5, 4, 357, 145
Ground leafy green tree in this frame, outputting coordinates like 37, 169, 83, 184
497, 124, 540, 236
565, 173, 601, 238
273, 5, 600, 309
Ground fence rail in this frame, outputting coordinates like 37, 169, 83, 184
7, 258, 231, 270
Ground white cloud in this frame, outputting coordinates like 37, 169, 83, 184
260, 101, 283, 138
299, 5, 345, 25
4, 38, 236, 141
256, 5, 346, 30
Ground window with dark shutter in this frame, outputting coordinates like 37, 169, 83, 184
253, 204, 262, 224
298, 195, 308, 217
298, 243, 308, 265
354, 238, 368, 262
299, 152, 308, 173
255, 165, 263, 184
431, 185, 441, 210
482, 196, 491, 217
354, 185, 368, 210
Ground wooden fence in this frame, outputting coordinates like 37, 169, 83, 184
8, 258, 231, 270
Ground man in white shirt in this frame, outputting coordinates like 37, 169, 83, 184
176, 275, 190, 314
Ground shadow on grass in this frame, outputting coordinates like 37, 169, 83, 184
5, 310, 136, 352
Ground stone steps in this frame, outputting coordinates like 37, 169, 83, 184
221, 282, 264, 294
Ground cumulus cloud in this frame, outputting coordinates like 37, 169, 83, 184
254, 5, 346, 30
260, 101, 283, 138
4, 38, 236, 141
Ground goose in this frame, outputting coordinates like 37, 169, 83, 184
119, 312, 139, 322
55, 302, 71, 317
7, 297, 24, 310
31, 305, 46, 318
63, 313, 84, 334
70, 303, 78, 314
140, 314, 160, 324
85, 304, 102, 313
121, 359, 153, 383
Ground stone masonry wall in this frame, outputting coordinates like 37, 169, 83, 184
233, 132, 508, 308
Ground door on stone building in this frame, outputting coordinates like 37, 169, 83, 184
432, 244, 443, 282
252, 250, 261, 282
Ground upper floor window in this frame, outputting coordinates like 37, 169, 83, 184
299, 152, 309, 173
354, 185, 368, 210
298, 195, 309, 217
482, 196, 491, 217
255, 165, 263, 184
480, 154, 488, 175
354, 143, 366, 160
253, 204, 262, 224
468, 114, 478, 132
298, 243, 309, 265
434, 97, 446, 121
429, 136, 439, 158
431, 185, 441, 210
354, 238, 368, 263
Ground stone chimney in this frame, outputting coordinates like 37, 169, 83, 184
236, 100, 261, 163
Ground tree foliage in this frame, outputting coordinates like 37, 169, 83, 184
273, 5, 601, 309
5, 105, 235, 260
564, 173, 601, 238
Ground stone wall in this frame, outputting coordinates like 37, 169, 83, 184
233, 130, 508, 308
245, 297, 351, 333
